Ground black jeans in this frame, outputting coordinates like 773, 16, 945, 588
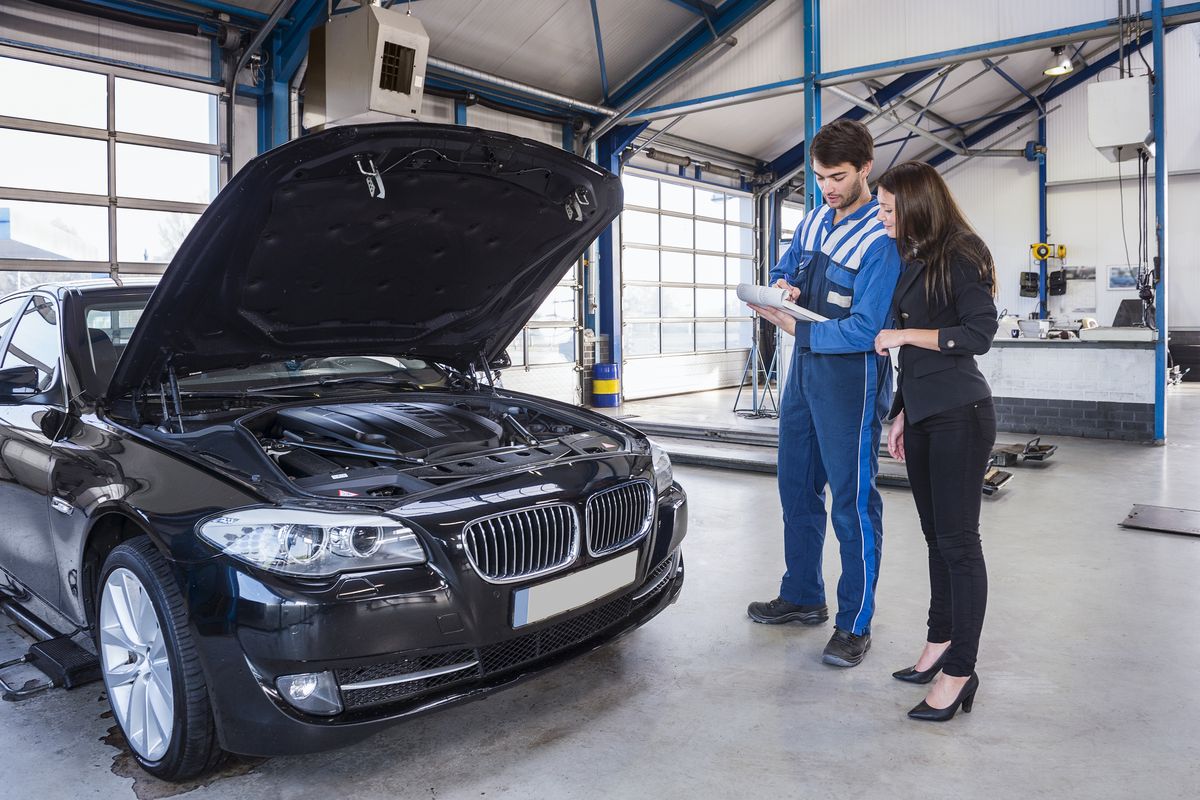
903, 398, 996, 677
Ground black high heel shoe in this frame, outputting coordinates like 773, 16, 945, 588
907, 673, 979, 722
892, 649, 949, 684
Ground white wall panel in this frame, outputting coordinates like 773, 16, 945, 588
1048, 32, 1200, 183
1, 0, 212, 79
821, 1, 1114, 75
465, 105, 562, 146
647, 0, 804, 107
942, 131, 1040, 320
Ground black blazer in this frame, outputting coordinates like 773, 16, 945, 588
888, 254, 998, 424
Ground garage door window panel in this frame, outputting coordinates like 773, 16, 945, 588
0, 201, 109, 262
114, 78, 217, 145
116, 144, 218, 204
0, 57, 106, 128
0, 130, 107, 195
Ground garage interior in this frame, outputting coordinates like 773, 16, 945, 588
1, 0, 1198, 797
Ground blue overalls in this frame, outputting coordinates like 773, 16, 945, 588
768, 199, 902, 635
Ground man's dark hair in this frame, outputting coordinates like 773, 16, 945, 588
810, 119, 875, 170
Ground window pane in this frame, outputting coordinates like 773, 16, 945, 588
727, 319, 753, 349
116, 208, 201, 263
661, 322, 693, 353
0, 57, 106, 128
726, 194, 752, 223
660, 182, 693, 214
727, 224, 754, 255
506, 333, 525, 366
781, 203, 805, 234
115, 78, 217, 144
0, 200, 108, 261
695, 254, 724, 284
2, 295, 59, 391
623, 285, 659, 318
0, 130, 107, 195
696, 288, 724, 318
727, 257, 754, 285
0, 298, 27, 341
622, 210, 658, 245
695, 220, 724, 252
527, 326, 574, 365
727, 288, 752, 317
621, 173, 658, 208
696, 321, 724, 351
0, 271, 113, 297
623, 247, 658, 281
660, 251, 693, 283
694, 188, 725, 219
661, 287, 694, 318
624, 322, 659, 356
116, 144, 218, 203
531, 285, 575, 322
660, 215, 693, 249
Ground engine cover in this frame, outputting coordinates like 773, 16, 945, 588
274, 402, 503, 460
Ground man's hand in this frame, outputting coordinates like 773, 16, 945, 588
748, 303, 796, 336
875, 328, 907, 356
773, 278, 801, 303
887, 410, 905, 461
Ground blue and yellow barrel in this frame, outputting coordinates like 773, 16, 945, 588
592, 363, 621, 407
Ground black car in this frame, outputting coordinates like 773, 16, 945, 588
0, 123, 686, 780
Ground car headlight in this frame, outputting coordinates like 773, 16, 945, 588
648, 439, 673, 494
197, 507, 425, 577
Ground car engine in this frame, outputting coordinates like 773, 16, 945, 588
244, 398, 627, 498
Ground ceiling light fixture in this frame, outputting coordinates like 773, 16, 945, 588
1044, 46, 1074, 76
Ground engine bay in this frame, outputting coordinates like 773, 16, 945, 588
241, 397, 628, 498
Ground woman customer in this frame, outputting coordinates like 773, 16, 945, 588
873, 161, 998, 722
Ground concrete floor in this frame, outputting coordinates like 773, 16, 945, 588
3, 389, 1199, 799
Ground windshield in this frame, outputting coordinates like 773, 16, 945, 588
79, 293, 447, 392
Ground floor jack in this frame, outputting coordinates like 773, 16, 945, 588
990, 436, 1058, 467
0, 604, 101, 701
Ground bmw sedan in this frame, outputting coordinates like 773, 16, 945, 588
0, 123, 686, 780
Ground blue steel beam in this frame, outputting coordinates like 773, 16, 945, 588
1153, 0, 1167, 442
588, 0, 610, 102
594, 123, 650, 367
627, 76, 804, 119
605, 0, 772, 110
816, 3, 1200, 84
801, 0, 820, 208
1037, 116, 1048, 319
663, 0, 719, 16
927, 28, 1161, 168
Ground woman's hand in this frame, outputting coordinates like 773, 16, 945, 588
887, 410, 905, 461
748, 303, 796, 336
875, 328, 908, 356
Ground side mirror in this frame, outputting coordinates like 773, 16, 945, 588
0, 365, 40, 399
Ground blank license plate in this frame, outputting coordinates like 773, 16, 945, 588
511, 551, 639, 628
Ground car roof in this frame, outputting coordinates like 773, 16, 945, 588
6, 277, 160, 300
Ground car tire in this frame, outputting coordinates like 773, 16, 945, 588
96, 536, 223, 780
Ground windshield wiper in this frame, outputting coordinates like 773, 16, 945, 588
244, 376, 420, 394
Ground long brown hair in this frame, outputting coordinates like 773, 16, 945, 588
876, 161, 996, 303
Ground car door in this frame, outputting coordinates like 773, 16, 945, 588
0, 293, 65, 610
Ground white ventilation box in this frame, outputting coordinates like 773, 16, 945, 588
303, 4, 429, 130
1087, 76, 1154, 162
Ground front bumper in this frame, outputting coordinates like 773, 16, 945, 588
189, 484, 687, 757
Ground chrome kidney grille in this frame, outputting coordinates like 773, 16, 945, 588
462, 504, 579, 583
585, 480, 654, 556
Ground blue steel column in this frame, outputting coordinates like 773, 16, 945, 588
595, 124, 647, 367
802, 0, 821, 210
1037, 116, 1048, 319
1153, 0, 1168, 442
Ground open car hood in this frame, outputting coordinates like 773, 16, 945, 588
106, 123, 621, 400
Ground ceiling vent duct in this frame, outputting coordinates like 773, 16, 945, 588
303, 2, 429, 131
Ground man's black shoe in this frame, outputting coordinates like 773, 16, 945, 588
746, 597, 829, 625
822, 628, 871, 667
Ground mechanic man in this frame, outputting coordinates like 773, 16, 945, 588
747, 118, 902, 667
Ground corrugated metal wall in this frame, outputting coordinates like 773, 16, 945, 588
821, 1, 1124, 75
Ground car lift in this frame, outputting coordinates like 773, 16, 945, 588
0, 601, 100, 702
